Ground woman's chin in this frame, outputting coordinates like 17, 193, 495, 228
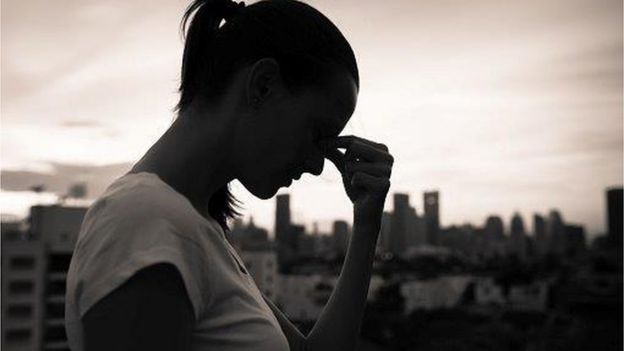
252, 184, 282, 200
245, 179, 292, 200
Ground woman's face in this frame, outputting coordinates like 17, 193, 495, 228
238, 70, 358, 199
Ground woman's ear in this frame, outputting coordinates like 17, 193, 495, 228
246, 57, 281, 110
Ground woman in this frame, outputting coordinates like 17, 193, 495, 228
64, 0, 394, 350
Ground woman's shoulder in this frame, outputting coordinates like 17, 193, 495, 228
76, 172, 220, 256
92, 173, 204, 229
103, 172, 187, 216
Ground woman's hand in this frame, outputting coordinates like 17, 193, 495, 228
320, 135, 394, 223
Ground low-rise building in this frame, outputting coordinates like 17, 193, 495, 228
401, 275, 472, 313
240, 249, 279, 300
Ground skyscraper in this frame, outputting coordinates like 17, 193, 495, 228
424, 191, 440, 245
533, 214, 548, 257
275, 194, 291, 242
606, 187, 623, 246
390, 193, 410, 256
405, 206, 427, 248
483, 215, 505, 258
547, 210, 565, 256
509, 213, 527, 261
378, 211, 392, 255
275, 194, 294, 270
564, 224, 586, 258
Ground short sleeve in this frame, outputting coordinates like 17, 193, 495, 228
74, 215, 211, 323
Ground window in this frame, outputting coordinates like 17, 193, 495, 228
46, 280, 66, 295
4, 328, 31, 344
10, 256, 35, 270
9, 281, 34, 295
46, 302, 64, 319
48, 253, 72, 273
44, 325, 67, 342
7, 304, 33, 319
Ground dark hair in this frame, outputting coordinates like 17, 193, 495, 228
177, 0, 359, 233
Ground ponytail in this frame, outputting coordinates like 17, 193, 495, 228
178, 0, 245, 113
178, 0, 245, 233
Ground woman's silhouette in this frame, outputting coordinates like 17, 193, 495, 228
64, 0, 393, 350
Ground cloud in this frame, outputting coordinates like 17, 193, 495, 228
1, 162, 133, 197
60, 119, 104, 128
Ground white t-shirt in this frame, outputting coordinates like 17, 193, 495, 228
65, 172, 290, 351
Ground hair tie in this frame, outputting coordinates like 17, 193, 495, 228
223, 0, 246, 20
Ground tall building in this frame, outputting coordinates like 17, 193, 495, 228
564, 224, 586, 258
533, 214, 548, 257
390, 193, 410, 256
547, 210, 565, 256
509, 213, 528, 261
275, 194, 297, 270
275, 194, 291, 243
378, 212, 393, 255
2, 204, 87, 351
606, 187, 623, 246
423, 191, 440, 245
482, 215, 505, 258
29, 205, 86, 245
405, 206, 426, 248
1, 220, 26, 242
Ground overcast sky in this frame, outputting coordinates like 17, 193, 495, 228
2, 0, 622, 237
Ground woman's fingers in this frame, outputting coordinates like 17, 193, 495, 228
321, 135, 393, 164
320, 135, 393, 206
323, 135, 388, 152
346, 142, 392, 163
352, 172, 391, 192
346, 161, 392, 178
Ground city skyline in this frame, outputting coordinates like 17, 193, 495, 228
0, 173, 621, 239
2, 0, 623, 237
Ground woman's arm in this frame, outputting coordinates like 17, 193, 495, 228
262, 219, 380, 351
261, 135, 391, 351
305, 217, 381, 351
306, 135, 393, 351
82, 263, 195, 351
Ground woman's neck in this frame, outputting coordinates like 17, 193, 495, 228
129, 105, 239, 214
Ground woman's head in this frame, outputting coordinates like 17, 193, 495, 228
177, 0, 359, 231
